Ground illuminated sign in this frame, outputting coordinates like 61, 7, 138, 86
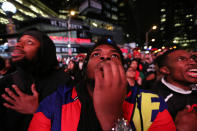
56, 47, 77, 53
49, 36, 91, 44
50, 20, 83, 29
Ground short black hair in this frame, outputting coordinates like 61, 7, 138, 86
83, 38, 124, 68
155, 48, 186, 68
81, 38, 124, 77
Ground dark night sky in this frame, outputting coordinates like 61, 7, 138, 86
123, 0, 160, 44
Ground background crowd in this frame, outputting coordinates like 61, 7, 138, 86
0, 29, 196, 131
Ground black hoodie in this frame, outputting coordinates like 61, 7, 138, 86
0, 30, 71, 131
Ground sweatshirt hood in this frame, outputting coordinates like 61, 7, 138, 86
19, 30, 58, 76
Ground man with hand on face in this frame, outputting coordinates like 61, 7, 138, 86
28, 39, 175, 131
0, 29, 71, 131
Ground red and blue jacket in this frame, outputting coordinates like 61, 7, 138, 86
28, 85, 176, 131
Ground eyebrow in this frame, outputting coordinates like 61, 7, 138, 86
92, 48, 120, 54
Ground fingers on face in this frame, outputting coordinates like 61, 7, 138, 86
94, 65, 104, 88
95, 61, 125, 86
118, 64, 127, 85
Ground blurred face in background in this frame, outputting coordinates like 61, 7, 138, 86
129, 60, 138, 70
144, 54, 153, 64
11, 35, 40, 62
67, 60, 75, 70
133, 51, 141, 59
126, 67, 136, 79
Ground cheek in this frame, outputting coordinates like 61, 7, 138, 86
24, 47, 39, 60
86, 58, 101, 78
171, 67, 187, 81
86, 62, 95, 79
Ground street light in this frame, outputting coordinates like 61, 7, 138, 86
145, 25, 157, 47
1, 2, 17, 15
1, 1, 17, 34
67, 10, 76, 55
1, 1, 17, 56
151, 38, 155, 42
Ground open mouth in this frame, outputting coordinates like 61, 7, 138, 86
11, 49, 25, 56
187, 69, 197, 78
11, 49, 25, 61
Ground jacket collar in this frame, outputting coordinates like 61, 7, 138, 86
161, 77, 192, 94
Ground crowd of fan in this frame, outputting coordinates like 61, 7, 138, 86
0, 29, 197, 131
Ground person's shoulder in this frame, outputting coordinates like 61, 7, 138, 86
39, 84, 75, 105
37, 85, 75, 115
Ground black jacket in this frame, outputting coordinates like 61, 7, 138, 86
151, 80, 197, 120
0, 30, 72, 131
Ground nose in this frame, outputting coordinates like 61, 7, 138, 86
100, 56, 111, 61
15, 42, 23, 48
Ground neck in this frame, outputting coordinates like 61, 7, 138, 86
165, 77, 192, 91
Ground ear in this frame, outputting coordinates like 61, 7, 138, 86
159, 66, 170, 75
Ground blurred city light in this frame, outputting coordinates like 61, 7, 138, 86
68, 44, 71, 48
92, 22, 98, 27
107, 38, 112, 43
148, 46, 152, 50
173, 40, 178, 44
152, 25, 157, 30
70, 10, 76, 16
145, 25, 157, 47
1, 2, 17, 14
151, 38, 155, 42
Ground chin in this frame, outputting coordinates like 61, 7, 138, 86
12, 57, 24, 63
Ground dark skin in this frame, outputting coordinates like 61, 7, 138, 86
160, 50, 197, 90
160, 50, 197, 129
1, 84, 39, 114
175, 106, 197, 131
1, 35, 40, 114
86, 44, 127, 130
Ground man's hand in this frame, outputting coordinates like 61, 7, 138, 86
93, 61, 127, 130
1, 84, 39, 114
175, 105, 197, 131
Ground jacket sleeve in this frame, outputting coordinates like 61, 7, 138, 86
28, 112, 51, 131
148, 109, 176, 131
